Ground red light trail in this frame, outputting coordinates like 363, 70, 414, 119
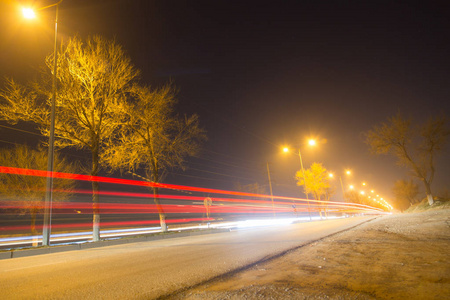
0, 166, 388, 242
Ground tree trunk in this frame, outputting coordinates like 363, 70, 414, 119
30, 207, 38, 247
92, 146, 100, 241
151, 168, 167, 232
92, 180, 100, 241
153, 187, 167, 232
400, 145, 434, 206
423, 179, 434, 206
315, 194, 323, 220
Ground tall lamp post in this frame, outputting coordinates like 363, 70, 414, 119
23, 0, 63, 246
339, 170, 352, 202
266, 162, 275, 217
296, 147, 312, 220
283, 139, 316, 221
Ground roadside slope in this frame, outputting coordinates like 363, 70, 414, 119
174, 208, 450, 299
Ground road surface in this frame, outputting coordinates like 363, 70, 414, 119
0, 216, 376, 299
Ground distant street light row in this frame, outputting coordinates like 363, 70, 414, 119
341, 175, 393, 210
281, 138, 393, 211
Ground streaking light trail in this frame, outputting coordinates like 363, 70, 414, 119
0, 166, 388, 248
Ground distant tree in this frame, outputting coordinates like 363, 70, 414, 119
101, 84, 206, 231
295, 163, 332, 200
392, 179, 420, 211
365, 114, 449, 205
344, 190, 363, 204
0, 145, 76, 236
344, 190, 378, 207
324, 185, 336, 202
234, 182, 266, 194
295, 163, 334, 218
0, 36, 139, 240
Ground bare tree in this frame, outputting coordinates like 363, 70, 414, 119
365, 114, 448, 205
234, 182, 266, 194
344, 190, 364, 204
0, 36, 139, 240
101, 84, 206, 231
0, 145, 76, 236
392, 179, 420, 211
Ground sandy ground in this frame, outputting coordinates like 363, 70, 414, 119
169, 208, 450, 299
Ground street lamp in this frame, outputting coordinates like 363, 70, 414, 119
22, 8, 36, 19
338, 169, 352, 202
308, 139, 316, 146
283, 139, 317, 220
266, 162, 275, 217
23, 0, 63, 246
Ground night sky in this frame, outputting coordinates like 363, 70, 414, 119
1, 0, 449, 204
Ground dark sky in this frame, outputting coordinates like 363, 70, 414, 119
0, 0, 449, 204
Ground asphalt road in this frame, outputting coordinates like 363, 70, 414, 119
0, 216, 376, 299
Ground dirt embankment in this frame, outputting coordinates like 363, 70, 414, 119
170, 207, 450, 299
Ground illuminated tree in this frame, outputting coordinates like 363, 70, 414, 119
344, 190, 363, 204
365, 114, 449, 205
344, 190, 374, 207
101, 84, 206, 231
0, 36, 139, 240
295, 163, 335, 218
392, 179, 420, 211
295, 162, 332, 200
0, 145, 76, 236
234, 182, 266, 194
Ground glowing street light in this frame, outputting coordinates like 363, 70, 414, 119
22, 8, 36, 19
349, 185, 354, 190
328, 173, 334, 178
308, 139, 316, 146
22, 0, 63, 246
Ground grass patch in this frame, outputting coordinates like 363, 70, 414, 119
405, 197, 450, 213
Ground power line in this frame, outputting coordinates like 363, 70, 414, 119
187, 167, 258, 182
0, 139, 21, 146
195, 103, 278, 148
168, 172, 244, 185
0, 124, 42, 137
189, 158, 263, 174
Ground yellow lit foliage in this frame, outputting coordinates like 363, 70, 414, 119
0, 36, 139, 240
0, 145, 76, 235
295, 162, 333, 201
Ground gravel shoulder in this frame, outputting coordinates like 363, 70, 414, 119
171, 208, 450, 299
